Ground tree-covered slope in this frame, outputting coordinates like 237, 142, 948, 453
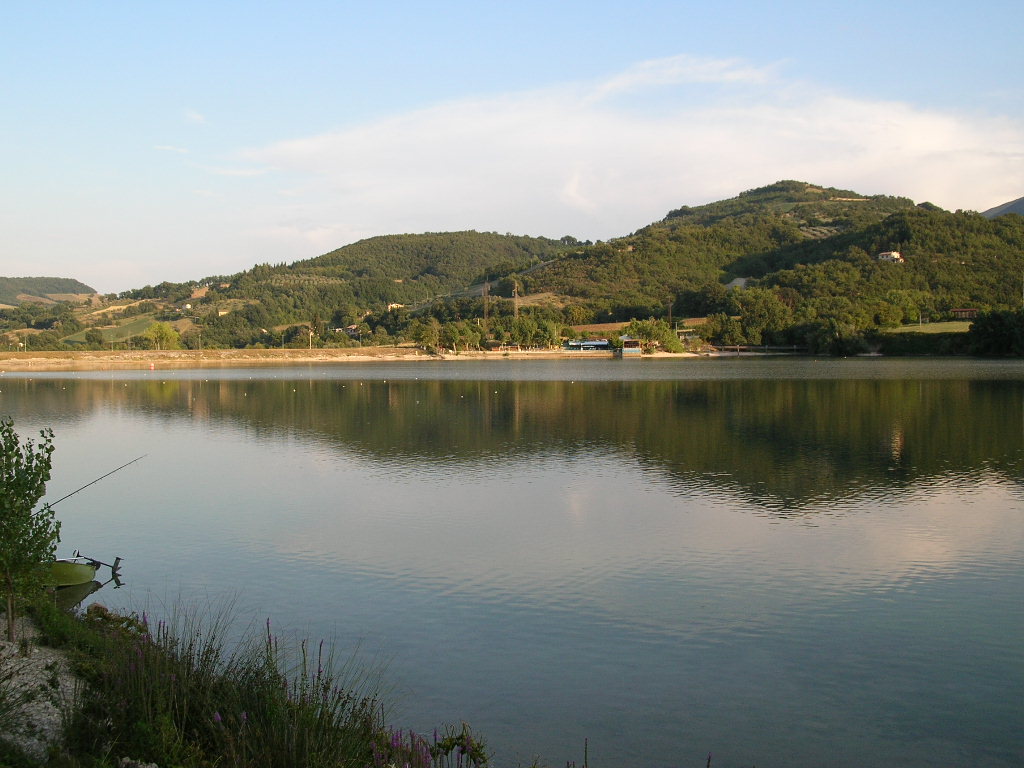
520, 181, 922, 316
0, 277, 96, 305
183, 231, 570, 321
299, 231, 568, 278
126, 231, 575, 347
288, 231, 572, 301
660, 180, 915, 231
760, 207, 1024, 309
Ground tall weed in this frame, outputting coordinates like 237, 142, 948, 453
29, 598, 489, 768
0, 645, 31, 742
75, 603, 384, 768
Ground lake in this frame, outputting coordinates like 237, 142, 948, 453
2, 357, 1022, 767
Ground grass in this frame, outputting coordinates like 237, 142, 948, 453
11, 598, 492, 768
62, 316, 156, 345
0, 646, 32, 746
882, 320, 971, 334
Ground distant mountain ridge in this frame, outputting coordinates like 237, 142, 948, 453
0, 276, 96, 306
982, 196, 1024, 218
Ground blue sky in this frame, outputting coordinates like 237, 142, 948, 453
2, 0, 1022, 293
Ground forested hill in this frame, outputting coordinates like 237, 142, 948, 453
518, 181, 918, 314
107, 231, 577, 347
0, 276, 96, 306
659, 180, 916, 230
288, 230, 573, 301
519, 181, 1024, 319
198, 230, 574, 314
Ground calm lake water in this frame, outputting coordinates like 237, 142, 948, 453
2, 358, 1023, 767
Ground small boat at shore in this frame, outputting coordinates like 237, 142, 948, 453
47, 553, 121, 587
49, 558, 99, 586
53, 580, 103, 610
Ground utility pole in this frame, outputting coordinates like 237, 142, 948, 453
482, 282, 489, 331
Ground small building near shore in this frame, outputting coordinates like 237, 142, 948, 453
565, 338, 611, 351
616, 337, 643, 356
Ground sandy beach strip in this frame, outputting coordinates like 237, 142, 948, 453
0, 347, 648, 372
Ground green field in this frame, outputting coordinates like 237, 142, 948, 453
883, 320, 971, 335
63, 315, 155, 344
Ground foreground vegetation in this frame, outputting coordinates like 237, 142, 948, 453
1, 598, 491, 768
0, 420, 60, 644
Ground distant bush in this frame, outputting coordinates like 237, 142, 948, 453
874, 331, 971, 356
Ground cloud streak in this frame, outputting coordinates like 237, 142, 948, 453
240, 54, 1024, 256
590, 53, 777, 100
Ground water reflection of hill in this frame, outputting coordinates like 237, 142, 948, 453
5, 376, 1023, 511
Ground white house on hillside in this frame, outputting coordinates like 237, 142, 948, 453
876, 251, 905, 263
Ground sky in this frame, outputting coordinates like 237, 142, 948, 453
2, 1, 1023, 294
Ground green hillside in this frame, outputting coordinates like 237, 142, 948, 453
99, 231, 576, 349
6, 181, 1024, 355
660, 180, 915, 231
523, 181, 919, 308
521, 182, 1024, 322
0, 276, 96, 305
760, 207, 1024, 308
294, 230, 571, 290
162, 231, 571, 345
62, 315, 156, 346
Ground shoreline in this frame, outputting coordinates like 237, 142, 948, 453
0, 347, 703, 372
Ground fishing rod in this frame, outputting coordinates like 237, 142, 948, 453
47, 455, 147, 508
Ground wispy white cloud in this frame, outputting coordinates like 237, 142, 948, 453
240, 54, 1024, 256
190, 162, 270, 178
185, 108, 206, 124
590, 53, 776, 100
